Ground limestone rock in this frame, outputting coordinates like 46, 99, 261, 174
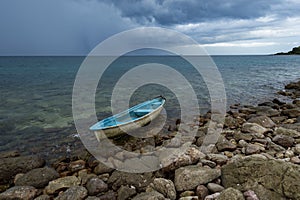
248, 115, 275, 128
152, 178, 176, 200
34, 195, 50, 200
275, 127, 300, 138
93, 162, 114, 175
272, 135, 294, 148
216, 136, 237, 151
131, 191, 165, 200
68, 160, 86, 173
86, 177, 108, 196
175, 165, 221, 191
196, 185, 209, 200
242, 123, 268, 134
281, 108, 300, 118
117, 185, 136, 200
206, 154, 228, 165
54, 186, 87, 200
207, 183, 224, 193
0, 186, 37, 200
217, 187, 244, 200
108, 171, 153, 191
45, 176, 80, 194
221, 155, 300, 200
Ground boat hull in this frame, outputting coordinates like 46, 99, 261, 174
90, 96, 165, 140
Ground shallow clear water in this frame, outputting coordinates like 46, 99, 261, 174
0, 55, 299, 160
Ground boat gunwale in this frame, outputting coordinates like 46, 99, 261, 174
90, 96, 165, 131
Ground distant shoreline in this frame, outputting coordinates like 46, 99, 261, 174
275, 46, 300, 55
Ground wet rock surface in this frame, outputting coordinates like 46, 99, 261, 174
0, 155, 45, 184
15, 167, 59, 188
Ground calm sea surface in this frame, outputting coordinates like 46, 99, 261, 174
0, 55, 300, 160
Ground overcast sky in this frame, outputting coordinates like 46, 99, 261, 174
0, 0, 300, 55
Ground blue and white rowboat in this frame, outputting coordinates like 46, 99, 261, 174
90, 96, 166, 140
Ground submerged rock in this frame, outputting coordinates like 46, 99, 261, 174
15, 167, 59, 188
0, 155, 45, 184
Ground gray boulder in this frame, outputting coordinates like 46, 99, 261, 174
221, 154, 300, 200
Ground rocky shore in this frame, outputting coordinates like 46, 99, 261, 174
1, 80, 300, 200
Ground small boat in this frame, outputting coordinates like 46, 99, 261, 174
90, 96, 166, 140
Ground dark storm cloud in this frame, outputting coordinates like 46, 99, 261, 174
0, 0, 133, 55
104, 0, 287, 25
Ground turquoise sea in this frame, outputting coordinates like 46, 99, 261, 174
0, 55, 300, 160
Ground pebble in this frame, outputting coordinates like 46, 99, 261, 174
180, 191, 195, 197
204, 192, 220, 200
244, 190, 259, 200
117, 185, 136, 200
54, 186, 87, 200
68, 160, 86, 173
86, 177, 108, 196
218, 187, 244, 200
295, 144, 300, 154
152, 178, 176, 200
179, 196, 199, 200
45, 176, 80, 194
245, 144, 261, 155
290, 156, 300, 164
285, 149, 294, 158
207, 183, 224, 193
272, 135, 295, 148
196, 185, 209, 200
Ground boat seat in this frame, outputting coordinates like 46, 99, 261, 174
134, 109, 153, 116
152, 102, 161, 105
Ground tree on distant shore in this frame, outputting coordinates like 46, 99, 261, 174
275, 46, 300, 55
